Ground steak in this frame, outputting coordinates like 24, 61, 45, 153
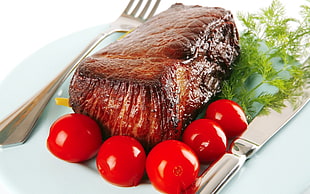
69, 3, 239, 150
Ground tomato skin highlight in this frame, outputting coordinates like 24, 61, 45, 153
46, 113, 102, 163
182, 119, 227, 164
96, 136, 146, 187
205, 99, 248, 138
146, 140, 200, 194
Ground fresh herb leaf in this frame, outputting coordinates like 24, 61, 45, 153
220, 0, 310, 122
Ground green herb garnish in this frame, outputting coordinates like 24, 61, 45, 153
220, 0, 310, 121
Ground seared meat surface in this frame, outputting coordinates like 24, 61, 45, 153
69, 3, 239, 150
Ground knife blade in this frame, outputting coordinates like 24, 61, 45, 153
194, 85, 310, 194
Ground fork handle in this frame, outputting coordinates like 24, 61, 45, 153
0, 28, 123, 148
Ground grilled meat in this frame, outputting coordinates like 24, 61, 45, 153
69, 3, 239, 150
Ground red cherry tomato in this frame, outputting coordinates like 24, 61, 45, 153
182, 119, 227, 163
96, 135, 146, 187
47, 113, 102, 163
205, 99, 248, 138
146, 140, 200, 194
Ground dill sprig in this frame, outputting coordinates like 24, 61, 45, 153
220, 0, 310, 122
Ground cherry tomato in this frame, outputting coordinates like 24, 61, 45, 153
96, 135, 146, 187
47, 113, 102, 163
182, 119, 227, 163
205, 99, 248, 138
146, 140, 200, 194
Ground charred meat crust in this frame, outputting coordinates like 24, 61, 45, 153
69, 3, 240, 150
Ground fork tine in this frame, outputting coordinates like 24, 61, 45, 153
123, 0, 135, 15
138, 0, 152, 19
130, 0, 143, 16
123, 0, 160, 21
145, 0, 161, 20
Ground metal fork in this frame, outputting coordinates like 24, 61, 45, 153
0, 0, 161, 148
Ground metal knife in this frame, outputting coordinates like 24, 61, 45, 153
195, 85, 310, 194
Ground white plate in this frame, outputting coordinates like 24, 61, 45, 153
1, 1, 310, 194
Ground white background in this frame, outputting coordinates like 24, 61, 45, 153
0, 0, 307, 193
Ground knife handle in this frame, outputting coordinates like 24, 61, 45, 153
197, 153, 246, 194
